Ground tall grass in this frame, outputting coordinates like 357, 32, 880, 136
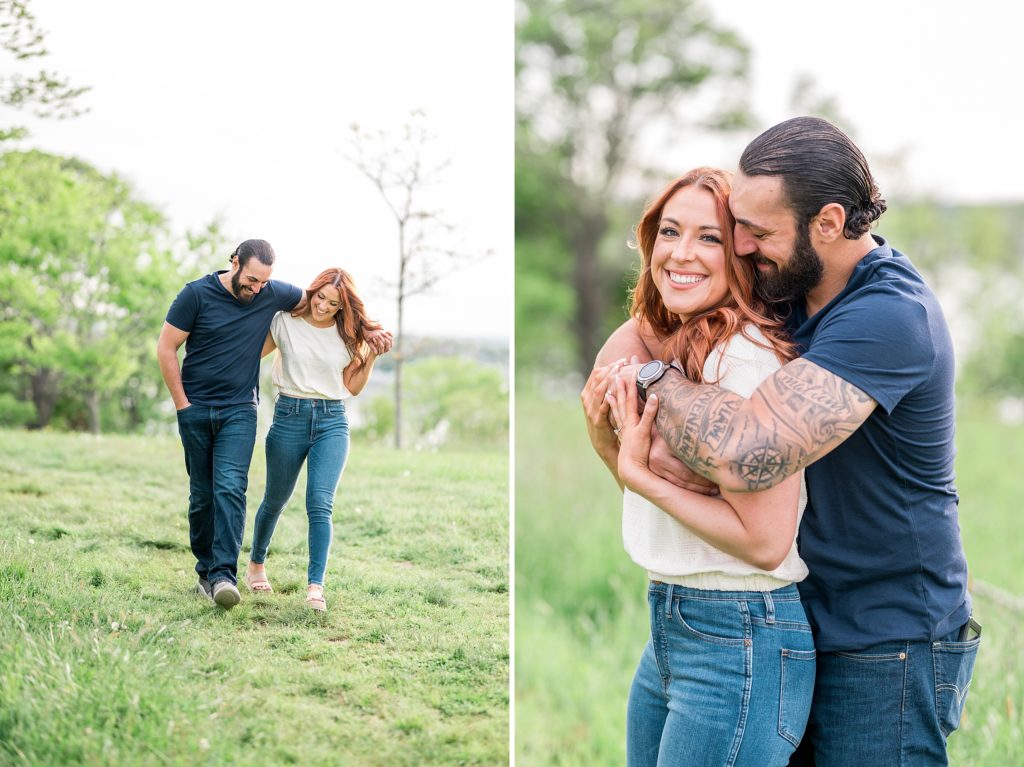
515, 392, 1024, 766
0, 429, 508, 766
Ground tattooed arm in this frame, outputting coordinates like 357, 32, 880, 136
648, 358, 877, 492
586, 318, 719, 495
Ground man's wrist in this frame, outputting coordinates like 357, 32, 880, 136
645, 361, 685, 400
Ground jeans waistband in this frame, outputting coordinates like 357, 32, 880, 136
648, 581, 802, 602
277, 395, 344, 407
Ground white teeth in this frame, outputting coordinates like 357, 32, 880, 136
668, 273, 707, 285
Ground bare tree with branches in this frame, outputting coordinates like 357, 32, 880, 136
347, 110, 485, 448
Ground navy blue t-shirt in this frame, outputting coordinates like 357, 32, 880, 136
787, 237, 971, 652
165, 272, 303, 407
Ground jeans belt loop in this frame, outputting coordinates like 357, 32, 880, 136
664, 583, 675, 618
764, 590, 776, 624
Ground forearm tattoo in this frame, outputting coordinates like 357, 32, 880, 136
650, 358, 875, 491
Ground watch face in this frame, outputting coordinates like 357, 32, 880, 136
638, 360, 664, 382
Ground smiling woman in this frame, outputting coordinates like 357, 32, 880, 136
579, 166, 813, 766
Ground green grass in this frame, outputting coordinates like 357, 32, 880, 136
0, 429, 508, 766
515, 392, 1024, 766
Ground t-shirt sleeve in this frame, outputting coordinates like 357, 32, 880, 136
275, 281, 304, 311
165, 283, 199, 332
801, 286, 935, 414
270, 311, 285, 348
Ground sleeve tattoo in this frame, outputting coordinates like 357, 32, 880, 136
651, 358, 876, 491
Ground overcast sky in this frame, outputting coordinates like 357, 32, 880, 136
8, 1, 1023, 347
11, 1, 512, 341
677, 0, 1024, 204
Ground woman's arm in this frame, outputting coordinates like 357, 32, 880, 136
342, 350, 378, 396
260, 330, 277, 358
609, 377, 800, 571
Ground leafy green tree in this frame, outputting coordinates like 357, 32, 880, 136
0, 0, 88, 140
0, 149, 207, 432
516, 0, 751, 377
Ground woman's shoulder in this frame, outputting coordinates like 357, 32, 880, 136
712, 324, 778, 361
705, 324, 783, 395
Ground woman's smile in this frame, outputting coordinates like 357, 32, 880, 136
650, 185, 730, 318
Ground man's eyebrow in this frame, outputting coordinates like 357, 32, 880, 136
734, 216, 766, 231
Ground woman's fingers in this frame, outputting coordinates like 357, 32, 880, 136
606, 375, 630, 427
639, 393, 659, 429
582, 359, 626, 420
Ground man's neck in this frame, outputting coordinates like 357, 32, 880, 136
805, 233, 879, 316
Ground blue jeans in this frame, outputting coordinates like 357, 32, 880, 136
176, 403, 258, 585
627, 582, 816, 767
250, 396, 350, 585
787, 626, 980, 766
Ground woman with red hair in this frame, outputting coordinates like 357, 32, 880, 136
245, 268, 391, 612
584, 168, 815, 765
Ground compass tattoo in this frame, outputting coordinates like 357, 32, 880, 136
650, 358, 877, 492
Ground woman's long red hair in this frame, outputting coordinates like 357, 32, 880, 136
629, 167, 797, 381
294, 268, 381, 369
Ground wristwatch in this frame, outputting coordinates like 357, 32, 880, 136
636, 359, 684, 402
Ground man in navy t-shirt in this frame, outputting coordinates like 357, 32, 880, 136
595, 118, 978, 764
157, 239, 304, 608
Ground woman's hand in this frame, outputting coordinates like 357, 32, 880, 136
366, 328, 393, 355
581, 358, 627, 457
606, 374, 659, 492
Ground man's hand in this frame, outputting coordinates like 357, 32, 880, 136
648, 430, 719, 496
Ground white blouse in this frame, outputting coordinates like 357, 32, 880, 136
621, 325, 809, 590
270, 311, 353, 401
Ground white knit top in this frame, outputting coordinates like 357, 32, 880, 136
622, 325, 809, 590
270, 311, 353, 401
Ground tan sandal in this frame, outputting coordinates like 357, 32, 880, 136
305, 585, 326, 612
244, 569, 273, 593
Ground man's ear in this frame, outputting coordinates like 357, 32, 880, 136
812, 203, 846, 244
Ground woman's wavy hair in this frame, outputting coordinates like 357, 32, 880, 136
293, 268, 381, 369
629, 167, 798, 382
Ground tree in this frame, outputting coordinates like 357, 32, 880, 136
0, 0, 88, 140
347, 110, 486, 448
0, 149, 201, 433
516, 0, 751, 377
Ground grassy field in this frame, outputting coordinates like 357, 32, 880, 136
515, 392, 1024, 766
0, 429, 508, 766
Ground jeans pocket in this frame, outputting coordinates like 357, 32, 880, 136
932, 636, 980, 737
274, 399, 297, 419
778, 648, 816, 746
672, 598, 748, 645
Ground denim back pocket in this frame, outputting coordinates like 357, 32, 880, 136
932, 637, 980, 737
778, 648, 816, 746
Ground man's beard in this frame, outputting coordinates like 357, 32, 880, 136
231, 271, 256, 304
755, 225, 824, 303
